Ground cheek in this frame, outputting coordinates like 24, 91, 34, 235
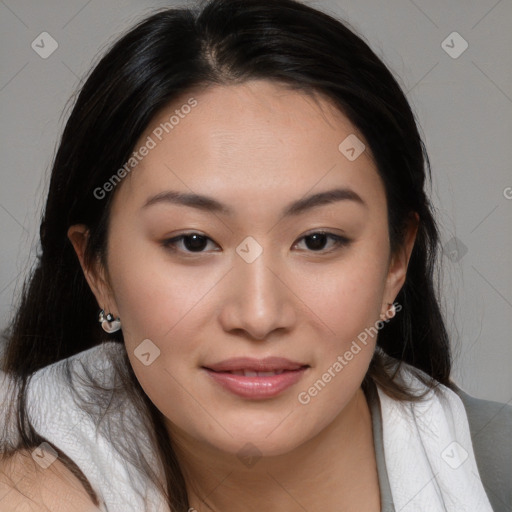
291, 256, 388, 433
294, 241, 389, 393
302, 248, 389, 343
324, 269, 385, 326
106, 232, 213, 345
106, 244, 213, 429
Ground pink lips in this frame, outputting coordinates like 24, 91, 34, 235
203, 357, 309, 399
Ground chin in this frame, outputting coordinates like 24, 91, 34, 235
192, 411, 323, 460
205, 432, 305, 460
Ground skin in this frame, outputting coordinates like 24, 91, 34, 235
69, 80, 417, 511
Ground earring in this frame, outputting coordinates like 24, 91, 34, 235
99, 309, 121, 333
380, 302, 396, 321
385, 302, 396, 319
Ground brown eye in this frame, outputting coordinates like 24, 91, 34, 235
295, 232, 350, 252
162, 233, 218, 253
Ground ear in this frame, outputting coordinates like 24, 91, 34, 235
382, 213, 419, 310
67, 224, 118, 316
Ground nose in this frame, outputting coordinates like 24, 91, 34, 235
218, 250, 297, 341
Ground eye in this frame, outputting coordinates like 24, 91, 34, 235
293, 231, 350, 252
162, 233, 219, 253
162, 230, 350, 255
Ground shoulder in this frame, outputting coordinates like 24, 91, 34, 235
0, 449, 101, 511
454, 386, 512, 451
452, 386, 512, 512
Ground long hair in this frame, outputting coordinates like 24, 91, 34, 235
1, 0, 451, 509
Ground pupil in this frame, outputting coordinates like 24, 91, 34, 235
185, 234, 207, 251
306, 233, 327, 250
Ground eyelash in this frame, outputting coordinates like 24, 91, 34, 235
161, 231, 350, 255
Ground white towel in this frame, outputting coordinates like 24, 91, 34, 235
24, 342, 170, 512
378, 368, 493, 511
3, 342, 493, 511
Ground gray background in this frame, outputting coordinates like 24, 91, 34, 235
0, 0, 510, 404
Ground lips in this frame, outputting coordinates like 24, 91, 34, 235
204, 356, 306, 373
226, 369, 286, 376
203, 357, 309, 399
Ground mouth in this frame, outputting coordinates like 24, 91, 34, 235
215, 369, 290, 376
203, 356, 307, 373
202, 357, 310, 399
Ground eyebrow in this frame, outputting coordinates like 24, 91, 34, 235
142, 187, 366, 218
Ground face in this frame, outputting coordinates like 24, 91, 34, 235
70, 80, 413, 458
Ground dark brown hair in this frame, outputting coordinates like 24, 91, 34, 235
1, 0, 451, 509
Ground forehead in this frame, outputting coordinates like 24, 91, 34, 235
112, 80, 383, 212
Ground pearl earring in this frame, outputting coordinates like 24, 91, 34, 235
385, 302, 396, 319
98, 309, 121, 333
380, 302, 396, 321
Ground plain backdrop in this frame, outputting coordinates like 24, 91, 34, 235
0, 0, 511, 404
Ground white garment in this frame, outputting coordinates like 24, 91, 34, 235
15, 342, 169, 512
378, 372, 493, 512
2, 342, 493, 511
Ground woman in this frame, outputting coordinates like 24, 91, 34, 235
0, 0, 509, 510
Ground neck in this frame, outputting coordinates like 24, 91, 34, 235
167, 387, 380, 512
